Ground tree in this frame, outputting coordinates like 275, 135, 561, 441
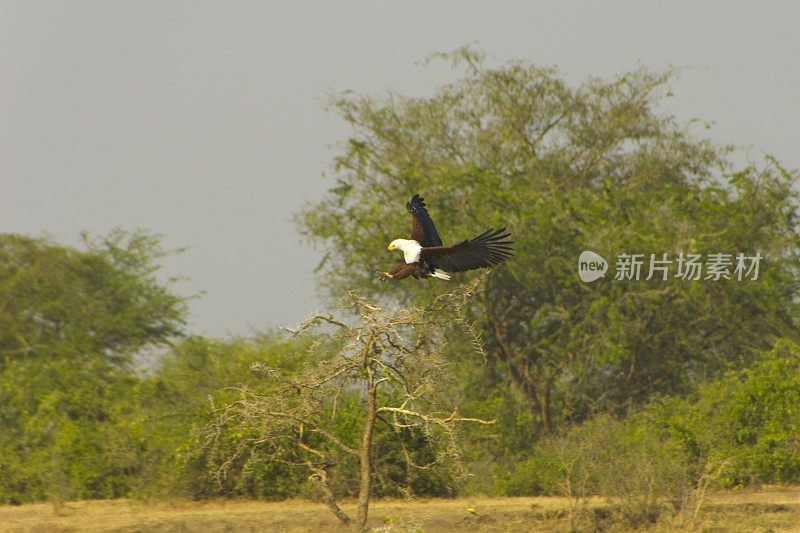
205, 287, 492, 532
0, 229, 186, 368
0, 229, 188, 504
297, 47, 800, 436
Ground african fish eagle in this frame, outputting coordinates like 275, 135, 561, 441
376, 194, 514, 281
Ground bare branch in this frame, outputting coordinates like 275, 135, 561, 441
377, 406, 495, 426
204, 286, 490, 531
252, 410, 360, 457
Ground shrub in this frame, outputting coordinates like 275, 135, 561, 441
655, 338, 800, 488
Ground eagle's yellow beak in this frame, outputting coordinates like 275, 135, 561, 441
388, 244, 395, 250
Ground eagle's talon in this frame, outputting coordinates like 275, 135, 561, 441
371, 266, 392, 282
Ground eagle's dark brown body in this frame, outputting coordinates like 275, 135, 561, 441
386, 261, 427, 280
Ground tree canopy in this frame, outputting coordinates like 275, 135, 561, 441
298, 48, 800, 434
0, 230, 187, 368
0, 230, 188, 504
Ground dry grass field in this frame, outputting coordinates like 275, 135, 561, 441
1, 486, 799, 532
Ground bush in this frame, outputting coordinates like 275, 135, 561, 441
521, 338, 800, 528
655, 338, 800, 488
541, 413, 694, 527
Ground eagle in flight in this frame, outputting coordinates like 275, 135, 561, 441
375, 194, 513, 281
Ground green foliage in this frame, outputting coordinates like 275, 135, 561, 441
495, 411, 700, 527
298, 47, 800, 436
450, 339, 542, 496
654, 338, 800, 487
133, 333, 315, 500
0, 230, 188, 505
549, 413, 694, 526
495, 338, 800, 527
0, 230, 186, 367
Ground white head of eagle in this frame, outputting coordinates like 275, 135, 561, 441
388, 238, 422, 263
378, 194, 514, 282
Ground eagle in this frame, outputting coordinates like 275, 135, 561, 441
375, 194, 513, 281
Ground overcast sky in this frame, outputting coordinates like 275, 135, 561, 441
2, 2, 799, 337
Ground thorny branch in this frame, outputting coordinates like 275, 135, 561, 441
200, 282, 493, 530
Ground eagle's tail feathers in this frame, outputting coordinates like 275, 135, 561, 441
431, 269, 451, 280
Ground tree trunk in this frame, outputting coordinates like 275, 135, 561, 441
487, 307, 556, 436
540, 379, 554, 437
309, 470, 351, 526
354, 366, 377, 533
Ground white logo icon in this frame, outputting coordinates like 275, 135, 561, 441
578, 251, 608, 282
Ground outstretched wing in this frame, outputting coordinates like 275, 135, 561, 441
406, 194, 443, 247
420, 228, 513, 273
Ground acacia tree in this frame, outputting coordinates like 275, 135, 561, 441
298, 47, 800, 435
206, 286, 492, 532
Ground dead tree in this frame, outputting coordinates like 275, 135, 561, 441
205, 283, 493, 532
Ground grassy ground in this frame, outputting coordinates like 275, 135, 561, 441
1, 486, 799, 532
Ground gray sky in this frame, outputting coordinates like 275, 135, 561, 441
3, 2, 799, 337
